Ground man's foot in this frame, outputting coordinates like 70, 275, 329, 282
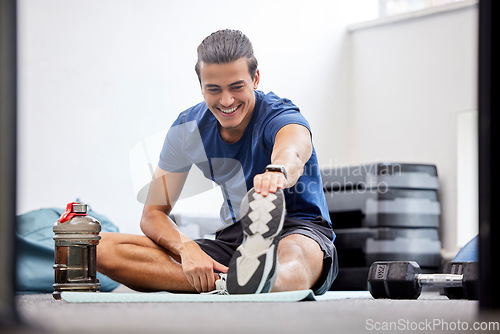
227, 188, 286, 294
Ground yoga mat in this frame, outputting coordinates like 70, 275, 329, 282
61, 289, 317, 303
315, 291, 372, 301
61, 290, 372, 303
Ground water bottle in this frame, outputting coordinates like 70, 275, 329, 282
53, 202, 101, 299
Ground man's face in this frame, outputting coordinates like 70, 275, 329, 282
199, 58, 259, 141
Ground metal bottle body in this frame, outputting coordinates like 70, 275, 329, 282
53, 203, 101, 299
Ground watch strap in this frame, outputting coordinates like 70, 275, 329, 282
265, 164, 287, 180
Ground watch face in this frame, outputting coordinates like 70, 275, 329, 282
266, 165, 281, 171
266, 165, 287, 179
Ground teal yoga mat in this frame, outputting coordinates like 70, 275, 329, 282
61, 290, 372, 303
61, 289, 317, 303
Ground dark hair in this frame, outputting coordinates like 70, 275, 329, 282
195, 29, 258, 82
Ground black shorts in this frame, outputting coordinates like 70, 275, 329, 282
195, 216, 338, 295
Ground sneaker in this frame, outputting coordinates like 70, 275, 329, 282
202, 273, 229, 295
227, 188, 286, 294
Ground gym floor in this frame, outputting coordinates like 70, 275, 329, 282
13, 286, 499, 334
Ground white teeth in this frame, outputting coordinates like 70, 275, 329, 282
220, 106, 238, 114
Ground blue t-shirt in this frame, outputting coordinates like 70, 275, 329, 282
159, 90, 331, 227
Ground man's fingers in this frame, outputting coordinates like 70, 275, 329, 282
254, 172, 286, 196
186, 274, 194, 289
213, 261, 228, 273
269, 177, 278, 193
254, 173, 271, 196
253, 174, 262, 193
206, 272, 215, 292
199, 274, 207, 292
190, 274, 201, 292
261, 174, 271, 196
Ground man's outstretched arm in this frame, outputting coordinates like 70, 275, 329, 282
253, 123, 313, 196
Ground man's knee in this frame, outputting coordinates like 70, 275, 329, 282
278, 234, 323, 263
275, 234, 324, 290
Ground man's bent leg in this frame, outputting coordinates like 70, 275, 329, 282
271, 234, 324, 292
97, 232, 196, 292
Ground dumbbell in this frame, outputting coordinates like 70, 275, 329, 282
367, 261, 478, 300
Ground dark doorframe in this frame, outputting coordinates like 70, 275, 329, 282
0, 0, 20, 328
478, 0, 499, 310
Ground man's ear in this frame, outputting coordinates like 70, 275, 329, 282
253, 69, 260, 89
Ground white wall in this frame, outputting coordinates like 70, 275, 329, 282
17, 0, 377, 234
349, 4, 478, 254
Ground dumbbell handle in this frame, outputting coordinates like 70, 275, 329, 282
416, 273, 464, 287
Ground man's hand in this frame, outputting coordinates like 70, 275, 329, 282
253, 171, 287, 197
179, 240, 228, 292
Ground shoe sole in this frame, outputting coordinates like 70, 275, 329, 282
227, 188, 285, 294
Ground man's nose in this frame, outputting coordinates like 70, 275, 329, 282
220, 90, 234, 107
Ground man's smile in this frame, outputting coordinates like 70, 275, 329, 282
218, 104, 242, 115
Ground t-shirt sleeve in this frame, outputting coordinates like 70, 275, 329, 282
158, 120, 208, 173
263, 98, 311, 146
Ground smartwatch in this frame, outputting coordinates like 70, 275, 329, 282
265, 164, 287, 180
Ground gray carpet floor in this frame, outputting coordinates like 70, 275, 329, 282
12, 286, 499, 334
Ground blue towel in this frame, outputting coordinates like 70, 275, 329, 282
453, 235, 478, 262
16, 205, 120, 293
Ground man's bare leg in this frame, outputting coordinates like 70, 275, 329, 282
97, 232, 197, 292
271, 234, 324, 292
98, 232, 323, 293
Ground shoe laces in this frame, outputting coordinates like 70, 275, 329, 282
201, 273, 229, 295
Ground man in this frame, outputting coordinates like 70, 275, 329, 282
97, 29, 337, 295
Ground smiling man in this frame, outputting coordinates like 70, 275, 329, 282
97, 29, 338, 295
